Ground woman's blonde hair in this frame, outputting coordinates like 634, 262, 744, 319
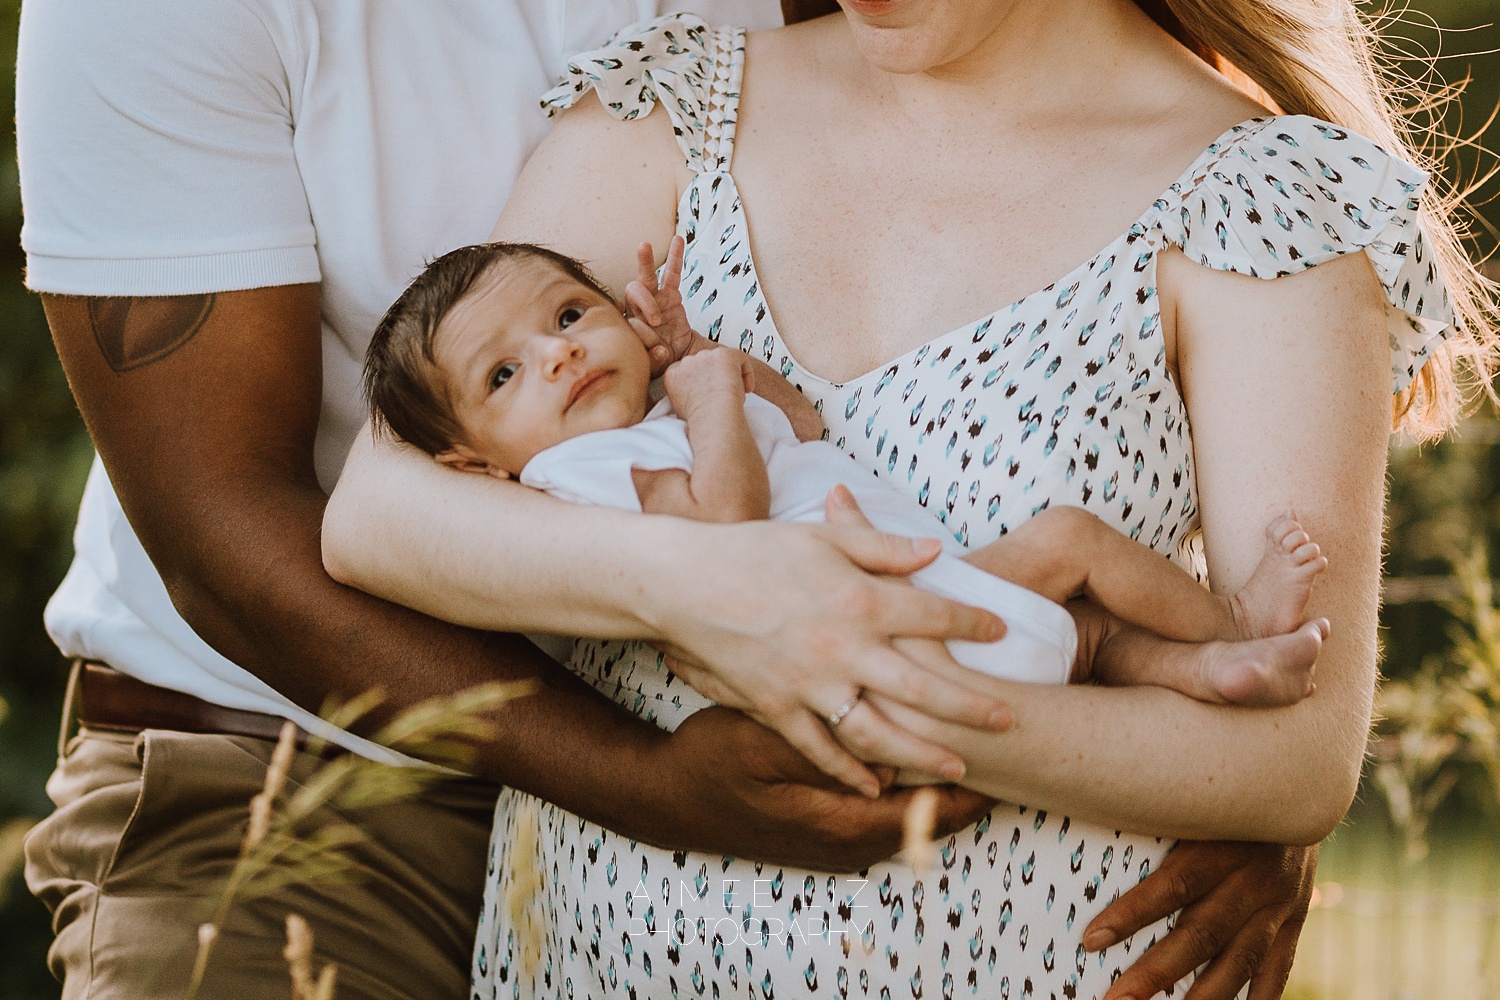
1136, 0, 1498, 438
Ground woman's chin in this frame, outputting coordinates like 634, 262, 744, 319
842, 3, 1009, 76
848, 35, 958, 76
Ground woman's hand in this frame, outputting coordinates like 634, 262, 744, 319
652, 513, 1013, 798
1083, 840, 1318, 1000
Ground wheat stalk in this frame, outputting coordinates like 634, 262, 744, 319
187, 678, 540, 998
900, 787, 939, 871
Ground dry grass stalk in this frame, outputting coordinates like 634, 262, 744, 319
186, 922, 219, 996
245, 721, 298, 854
284, 913, 338, 1000
900, 787, 940, 871
0, 816, 36, 908
186, 678, 540, 998
504, 800, 545, 981
0, 695, 35, 910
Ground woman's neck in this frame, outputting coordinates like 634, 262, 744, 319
831, 0, 1174, 125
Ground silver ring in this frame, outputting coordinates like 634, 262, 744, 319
826, 693, 862, 728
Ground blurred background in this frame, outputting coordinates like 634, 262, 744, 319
2, 2, 1499, 998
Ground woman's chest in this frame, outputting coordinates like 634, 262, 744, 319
726, 131, 1196, 385
679, 189, 1200, 559
797, 305, 1200, 558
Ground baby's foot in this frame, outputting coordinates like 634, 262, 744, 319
1197, 619, 1329, 707
1230, 511, 1328, 640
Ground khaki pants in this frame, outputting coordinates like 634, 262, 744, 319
24, 728, 499, 999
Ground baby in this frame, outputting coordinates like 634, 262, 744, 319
364, 238, 1329, 706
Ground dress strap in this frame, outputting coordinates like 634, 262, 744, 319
540, 16, 745, 176
701, 27, 745, 173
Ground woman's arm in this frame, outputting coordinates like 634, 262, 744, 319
861, 248, 1389, 844
323, 98, 1015, 793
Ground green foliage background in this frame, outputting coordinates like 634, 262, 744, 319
0, 2, 1496, 996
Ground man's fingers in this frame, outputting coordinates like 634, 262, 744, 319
1099, 893, 1245, 1000
1245, 907, 1306, 1000
1084, 841, 1238, 949
1181, 907, 1281, 1000
928, 785, 996, 838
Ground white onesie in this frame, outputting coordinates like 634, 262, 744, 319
521, 395, 1076, 684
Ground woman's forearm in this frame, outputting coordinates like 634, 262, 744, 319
880, 629, 1373, 844
324, 425, 690, 637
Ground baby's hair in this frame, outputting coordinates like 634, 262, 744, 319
364, 242, 615, 455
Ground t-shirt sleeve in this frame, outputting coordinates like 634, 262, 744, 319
16, 0, 320, 295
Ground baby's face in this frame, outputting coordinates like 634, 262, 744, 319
433, 258, 652, 476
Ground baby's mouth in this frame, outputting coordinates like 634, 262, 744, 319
566, 369, 611, 409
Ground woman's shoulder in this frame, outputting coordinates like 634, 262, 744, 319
542, 13, 746, 173
1153, 115, 1430, 273
1151, 114, 1451, 393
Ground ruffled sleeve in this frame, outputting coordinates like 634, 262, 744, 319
1154, 115, 1454, 394
540, 14, 727, 173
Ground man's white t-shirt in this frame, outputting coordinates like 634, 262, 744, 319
17, 0, 782, 763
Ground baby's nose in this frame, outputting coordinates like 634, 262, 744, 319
539, 336, 586, 377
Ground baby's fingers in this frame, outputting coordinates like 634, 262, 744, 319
626, 315, 673, 375
635, 241, 661, 291
626, 280, 663, 326
661, 234, 686, 292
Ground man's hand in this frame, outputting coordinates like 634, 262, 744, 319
1083, 840, 1317, 999
641, 706, 995, 870
626, 235, 698, 374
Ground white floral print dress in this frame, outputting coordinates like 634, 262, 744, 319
472, 15, 1452, 1000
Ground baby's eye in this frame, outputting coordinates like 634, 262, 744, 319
490, 362, 520, 391
558, 307, 585, 329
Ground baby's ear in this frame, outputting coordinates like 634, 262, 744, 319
435, 444, 511, 479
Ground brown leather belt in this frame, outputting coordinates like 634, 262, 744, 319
70, 659, 299, 746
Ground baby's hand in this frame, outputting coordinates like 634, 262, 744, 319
663, 346, 752, 418
626, 236, 699, 376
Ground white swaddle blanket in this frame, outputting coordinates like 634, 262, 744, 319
521, 395, 1075, 684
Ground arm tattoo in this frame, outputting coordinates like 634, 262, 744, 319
87, 294, 216, 373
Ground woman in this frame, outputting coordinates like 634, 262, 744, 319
324, 0, 1492, 996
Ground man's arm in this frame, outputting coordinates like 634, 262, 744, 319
42, 285, 990, 867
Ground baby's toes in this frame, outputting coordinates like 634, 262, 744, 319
1290, 541, 1325, 569
1279, 528, 1312, 556
1265, 511, 1301, 544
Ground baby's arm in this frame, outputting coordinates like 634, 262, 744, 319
633, 348, 772, 523
627, 238, 824, 442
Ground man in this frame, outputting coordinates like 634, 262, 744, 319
15, 0, 1314, 995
